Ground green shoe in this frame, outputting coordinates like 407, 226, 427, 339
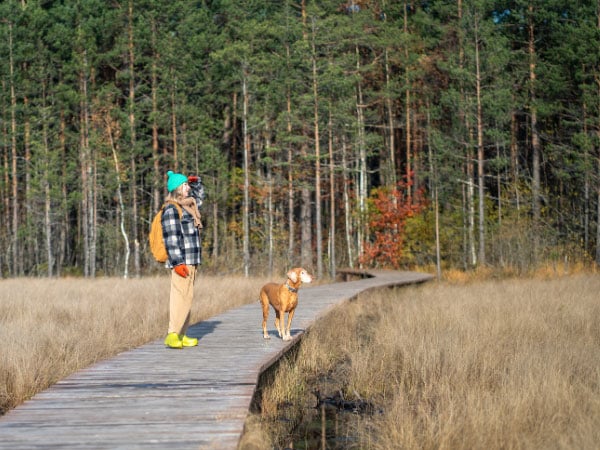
181, 335, 198, 347
164, 332, 183, 349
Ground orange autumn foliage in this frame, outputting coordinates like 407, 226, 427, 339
360, 179, 426, 269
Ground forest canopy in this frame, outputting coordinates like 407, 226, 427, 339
0, 0, 598, 278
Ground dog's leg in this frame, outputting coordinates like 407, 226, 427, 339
260, 291, 271, 339
283, 309, 296, 341
274, 310, 283, 338
262, 315, 270, 339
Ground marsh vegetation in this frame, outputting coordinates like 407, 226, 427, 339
0, 274, 270, 415
242, 272, 600, 449
2, 271, 598, 449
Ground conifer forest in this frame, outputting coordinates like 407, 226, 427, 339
0, 0, 599, 278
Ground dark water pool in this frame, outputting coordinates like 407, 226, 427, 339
277, 391, 381, 450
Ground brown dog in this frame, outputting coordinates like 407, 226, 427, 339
260, 267, 313, 340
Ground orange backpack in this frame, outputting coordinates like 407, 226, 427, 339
148, 202, 182, 263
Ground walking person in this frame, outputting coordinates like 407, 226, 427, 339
162, 170, 203, 349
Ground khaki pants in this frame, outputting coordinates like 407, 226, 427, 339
168, 264, 197, 335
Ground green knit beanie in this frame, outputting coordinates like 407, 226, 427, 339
167, 170, 187, 192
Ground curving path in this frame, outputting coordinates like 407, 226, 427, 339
0, 270, 432, 449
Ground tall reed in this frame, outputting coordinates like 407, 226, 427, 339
249, 274, 600, 449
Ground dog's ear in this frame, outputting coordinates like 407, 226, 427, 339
287, 269, 297, 283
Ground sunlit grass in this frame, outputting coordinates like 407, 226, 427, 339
245, 273, 600, 449
4, 269, 599, 450
0, 274, 270, 415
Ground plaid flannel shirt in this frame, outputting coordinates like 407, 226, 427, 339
161, 203, 201, 268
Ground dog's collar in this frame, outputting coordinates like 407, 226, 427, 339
285, 282, 298, 293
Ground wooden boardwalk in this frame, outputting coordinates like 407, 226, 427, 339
0, 270, 432, 449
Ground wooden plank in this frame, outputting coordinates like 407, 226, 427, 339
0, 270, 432, 449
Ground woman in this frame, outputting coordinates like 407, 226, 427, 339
162, 170, 203, 349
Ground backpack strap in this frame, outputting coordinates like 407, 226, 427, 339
163, 201, 183, 219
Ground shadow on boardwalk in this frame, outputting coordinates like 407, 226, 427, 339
0, 270, 432, 449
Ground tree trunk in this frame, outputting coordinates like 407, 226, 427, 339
78, 45, 92, 277
151, 18, 161, 214
467, 115, 476, 268
328, 106, 336, 278
286, 84, 295, 262
595, 0, 600, 267
91, 141, 97, 278
127, 0, 140, 277
435, 186, 442, 280
510, 105, 521, 211
212, 201, 219, 259
582, 99, 590, 255
24, 96, 33, 271
267, 173, 274, 276
106, 114, 130, 278
300, 181, 312, 269
1, 105, 7, 277
59, 111, 67, 276
404, 2, 412, 199
458, 0, 476, 268
474, 13, 486, 266
299, 4, 312, 270
311, 19, 323, 279
356, 44, 367, 265
426, 106, 441, 279
37, 88, 50, 276
242, 71, 250, 277
231, 92, 238, 168
594, 0, 600, 267
300, 134, 313, 269
342, 136, 354, 267
8, 21, 18, 275
384, 47, 397, 187
529, 2, 541, 259
264, 121, 274, 276
41, 83, 53, 277
171, 70, 178, 168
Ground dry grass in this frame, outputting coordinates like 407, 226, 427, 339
0, 274, 270, 416
4, 270, 598, 449
249, 273, 600, 449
